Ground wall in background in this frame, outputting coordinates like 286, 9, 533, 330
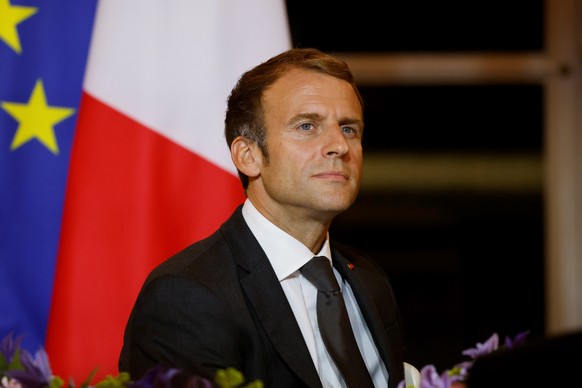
286, 0, 546, 370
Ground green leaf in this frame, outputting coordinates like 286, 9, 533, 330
242, 380, 264, 388
7, 348, 24, 371
0, 353, 9, 371
448, 366, 462, 377
79, 367, 99, 388
94, 372, 131, 388
214, 367, 245, 388
49, 376, 65, 388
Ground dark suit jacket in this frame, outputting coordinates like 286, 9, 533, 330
119, 205, 405, 387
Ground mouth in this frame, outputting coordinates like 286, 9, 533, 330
313, 170, 349, 181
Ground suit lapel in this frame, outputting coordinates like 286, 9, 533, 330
332, 250, 402, 382
241, 263, 322, 388
222, 208, 322, 388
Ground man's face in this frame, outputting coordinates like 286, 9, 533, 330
251, 68, 364, 223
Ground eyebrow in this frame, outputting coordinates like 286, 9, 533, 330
287, 112, 364, 128
287, 112, 322, 125
341, 118, 365, 128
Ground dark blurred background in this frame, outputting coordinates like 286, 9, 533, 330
285, 0, 545, 371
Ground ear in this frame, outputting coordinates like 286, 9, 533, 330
230, 136, 261, 178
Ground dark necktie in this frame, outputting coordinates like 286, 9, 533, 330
301, 256, 375, 388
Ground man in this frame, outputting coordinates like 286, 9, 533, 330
119, 48, 405, 388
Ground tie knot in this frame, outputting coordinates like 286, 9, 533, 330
300, 256, 340, 293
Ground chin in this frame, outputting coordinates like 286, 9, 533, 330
318, 199, 354, 214
311, 190, 357, 213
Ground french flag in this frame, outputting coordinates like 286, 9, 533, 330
0, 0, 290, 384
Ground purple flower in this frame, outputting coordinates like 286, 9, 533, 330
4, 347, 52, 388
0, 333, 56, 388
397, 331, 530, 388
128, 365, 180, 388
461, 332, 499, 359
127, 365, 214, 388
1, 376, 23, 388
448, 360, 472, 382
418, 365, 452, 388
504, 330, 529, 349
0, 332, 24, 365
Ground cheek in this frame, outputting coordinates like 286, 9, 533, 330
350, 148, 363, 168
270, 156, 303, 182
273, 143, 312, 170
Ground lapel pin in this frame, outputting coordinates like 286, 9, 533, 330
347, 263, 355, 271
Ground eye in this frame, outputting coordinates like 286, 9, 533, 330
341, 125, 359, 137
298, 122, 315, 132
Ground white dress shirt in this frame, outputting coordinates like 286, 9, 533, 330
242, 199, 389, 388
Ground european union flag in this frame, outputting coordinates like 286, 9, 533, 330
0, 0, 97, 352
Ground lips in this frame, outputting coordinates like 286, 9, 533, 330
313, 170, 349, 180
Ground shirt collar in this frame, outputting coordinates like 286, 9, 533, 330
241, 199, 331, 281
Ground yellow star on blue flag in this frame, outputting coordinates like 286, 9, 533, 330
0, 0, 37, 54
2, 79, 75, 154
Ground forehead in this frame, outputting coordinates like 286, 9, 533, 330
263, 68, 362, 115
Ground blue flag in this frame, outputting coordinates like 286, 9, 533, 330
0, 0, 97, 352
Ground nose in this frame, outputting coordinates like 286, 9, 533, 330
324, 126, 349, 158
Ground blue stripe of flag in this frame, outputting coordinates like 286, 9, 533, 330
0, 0, 97, 352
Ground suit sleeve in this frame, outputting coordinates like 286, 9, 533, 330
118, 273, 245, 381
